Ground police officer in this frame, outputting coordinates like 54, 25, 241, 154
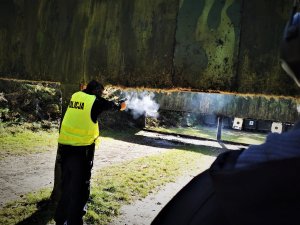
54, 80, 126, 225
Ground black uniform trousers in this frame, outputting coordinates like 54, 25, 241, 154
55, 144, 95, 225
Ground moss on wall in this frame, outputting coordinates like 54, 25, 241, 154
0, 0, 299, 97
154, 90, 299, 122
237, 0, 299, 95
173, 0, 241, 91
81, 0, 178, 88
107, 86, 299, 122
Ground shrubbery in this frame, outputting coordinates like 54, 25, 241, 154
0, 79, 61, 124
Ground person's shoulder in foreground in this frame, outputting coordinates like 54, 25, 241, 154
151, 4, 300, 225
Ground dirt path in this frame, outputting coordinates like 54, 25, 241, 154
0, 150, 57, 207
0, 135, 171, 208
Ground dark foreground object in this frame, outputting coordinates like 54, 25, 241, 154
152, 150, 300, 225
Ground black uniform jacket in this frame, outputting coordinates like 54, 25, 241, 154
151, 150, 300, 225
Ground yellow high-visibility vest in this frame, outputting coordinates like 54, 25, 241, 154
58, 91, 99, 146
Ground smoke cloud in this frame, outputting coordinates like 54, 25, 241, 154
122, 91, 160, 119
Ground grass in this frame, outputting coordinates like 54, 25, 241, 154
0, 122, 58, 159
0, 122, 139, 159
0, 188, 53, 225
0, 144, 217, 225
0, 123, 134, 160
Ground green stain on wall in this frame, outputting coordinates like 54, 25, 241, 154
174, 0, 241, 91
195, 0, 238, 89
173, 0, 206, 86
0, 0, 299, 98
60, 0, 178, 88
114, 87, 299, 122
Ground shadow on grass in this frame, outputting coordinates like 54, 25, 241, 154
16, 199, 55, 225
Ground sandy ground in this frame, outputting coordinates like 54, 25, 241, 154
0, 130, 246, 224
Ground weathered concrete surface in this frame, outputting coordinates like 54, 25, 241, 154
0, 0, 178, 88
116, 88, 300, 123
156, 91, 299, 123
236, 0, 299, 96
173, 0, 241, 91
0, 0, 299, 96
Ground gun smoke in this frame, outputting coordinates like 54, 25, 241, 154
122, 91, 159, 119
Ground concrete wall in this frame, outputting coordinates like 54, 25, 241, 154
236, 1, 299, 95
173, 0, 241, 91
0, 0, 299, 97
114, 88, 299, 123
0, 0, 177, 88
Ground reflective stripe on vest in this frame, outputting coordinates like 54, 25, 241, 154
58, 91, 99, 146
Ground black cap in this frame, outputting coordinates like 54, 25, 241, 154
86, 80, 104, 94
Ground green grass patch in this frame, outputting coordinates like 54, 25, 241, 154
0, 123, 139, 159
0, 145, 216, 225
0, 123, 58, 159
0, 188, 54, 225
